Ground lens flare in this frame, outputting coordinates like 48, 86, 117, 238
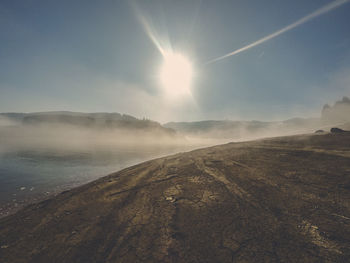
205, 0, 349, 65
133, 4, 195, 100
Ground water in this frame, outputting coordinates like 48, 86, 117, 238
0, 146, 192, 217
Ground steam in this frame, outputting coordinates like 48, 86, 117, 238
0, 125, 188, 155
0, 116, 19, 127
322, 96, 350, 125
1, 95, 349, 156
165, 118, 325, 145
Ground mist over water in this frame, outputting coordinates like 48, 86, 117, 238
0, 119, 199, 217
1, 98, 349, 217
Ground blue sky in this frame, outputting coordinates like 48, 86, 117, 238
1, 0, 350, 122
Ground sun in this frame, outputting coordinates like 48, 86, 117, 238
159, 52, 193, 97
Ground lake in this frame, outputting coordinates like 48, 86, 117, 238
0, 145, 194, 217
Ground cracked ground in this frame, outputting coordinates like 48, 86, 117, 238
0, 133, 350, 262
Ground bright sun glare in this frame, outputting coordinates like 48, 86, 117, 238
159, 52, 193, 97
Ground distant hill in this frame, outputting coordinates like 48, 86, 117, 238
2, 96, 349, 142
165, 97, 350, 140
0, 111, 174, 133
164, 118, 322, 140
0, 112, 182, 152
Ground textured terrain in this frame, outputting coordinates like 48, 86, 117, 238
1, 133, 350, 262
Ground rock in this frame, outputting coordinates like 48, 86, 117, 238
165, 196, 176, 202
315, 130, 325, 133
330, 127, 346, 133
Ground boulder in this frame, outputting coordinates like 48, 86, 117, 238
330, 127, 346, 133
315, 130, 325, 133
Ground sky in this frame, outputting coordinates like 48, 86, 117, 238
1, 0, 350, 122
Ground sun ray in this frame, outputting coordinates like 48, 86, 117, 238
205, 0, 349, 65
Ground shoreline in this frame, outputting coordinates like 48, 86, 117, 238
0, 181, 89, 219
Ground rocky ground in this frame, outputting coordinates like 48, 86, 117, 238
0, 133, 349, 262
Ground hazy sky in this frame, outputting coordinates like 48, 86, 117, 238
1, 0, 350, 122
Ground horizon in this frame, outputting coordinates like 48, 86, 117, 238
0, 107, 328, 124
0, 95, 345, 124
